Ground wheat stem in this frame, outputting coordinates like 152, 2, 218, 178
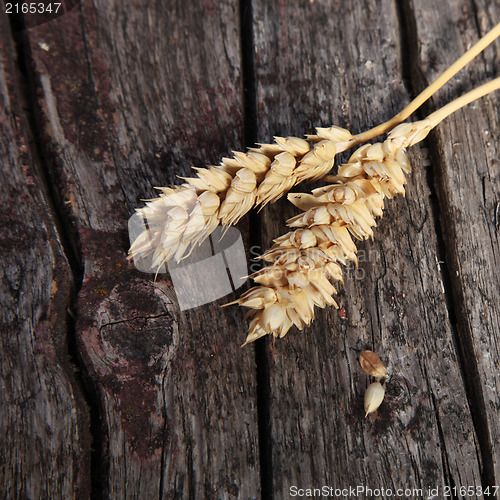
426, 76, 500, 128
347, 22, 500, 146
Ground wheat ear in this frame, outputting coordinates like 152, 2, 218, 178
128, 128, 354, 267
129, 23, 500, 268
232, 78, 500, 345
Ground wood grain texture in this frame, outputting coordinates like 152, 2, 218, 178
407, 0, 500, 484
23, 1, 259, 498
253, 0, 486, 495
0, 10, 89, 499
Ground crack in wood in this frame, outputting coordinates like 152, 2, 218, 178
240, 0, 274, 497
98, 313, 171, 332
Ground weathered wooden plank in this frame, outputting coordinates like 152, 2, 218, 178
24, 1, 259, 497
408, 0, 500, 484
0, 10, 89, 499
253, 0, 483, 495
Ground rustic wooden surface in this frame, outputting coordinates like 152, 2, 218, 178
0, 0, 499, 498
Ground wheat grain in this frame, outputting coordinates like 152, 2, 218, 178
364, 382, 386, 417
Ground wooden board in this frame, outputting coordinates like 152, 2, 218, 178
0, 10, 89, 499
21, 0, 259, 498
407, 0, 500, 485
1, 0, 499, 497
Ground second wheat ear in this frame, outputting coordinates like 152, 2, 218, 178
128, 23, 500, 345
233, 77, 500, 345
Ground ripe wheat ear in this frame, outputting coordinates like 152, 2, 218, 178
129, 127, 353, 267
232, 78, 500, 345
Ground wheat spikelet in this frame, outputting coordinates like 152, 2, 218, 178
231, 120, 432, 345
129, 186, 221, 267
129, 127, 355, 267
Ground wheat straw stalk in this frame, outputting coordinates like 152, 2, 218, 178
128, 24, 500, 269
232, 78, 500, 345
350, 22, 500, 146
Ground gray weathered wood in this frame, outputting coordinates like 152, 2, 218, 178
23, 1, 259, 498
0, 10, 89, 499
